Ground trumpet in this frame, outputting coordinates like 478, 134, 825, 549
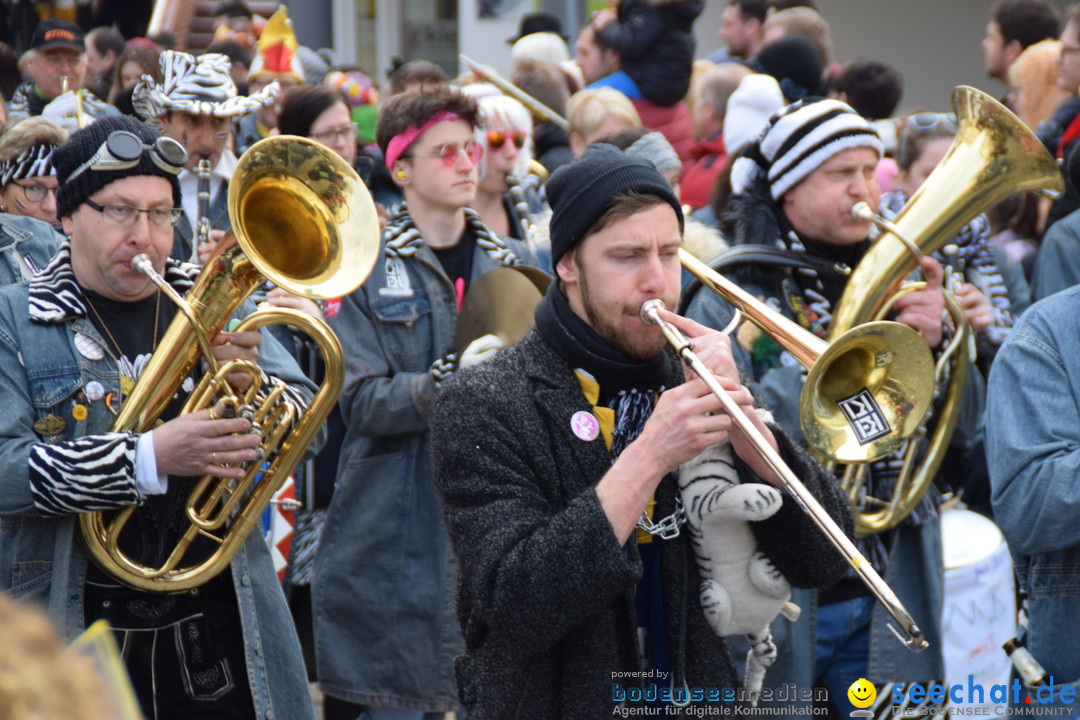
641, 299, 928, 652
59, 76, 87, 129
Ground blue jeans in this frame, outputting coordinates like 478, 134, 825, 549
815, 596, 874, 715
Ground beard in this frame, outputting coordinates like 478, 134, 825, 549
578, 270, 670, 361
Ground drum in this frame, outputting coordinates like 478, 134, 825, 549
940, 507, 1015, 713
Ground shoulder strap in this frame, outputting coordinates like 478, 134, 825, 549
677, 245, 851, 315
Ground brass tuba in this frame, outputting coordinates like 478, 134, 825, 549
830, 86, 1063, 536
78, 136, 380, 592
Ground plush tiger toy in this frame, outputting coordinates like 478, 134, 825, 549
677, 408, 800, 703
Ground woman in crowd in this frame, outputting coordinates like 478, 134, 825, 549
108, 44, 162, 103
464, 87, 549, 260
881, 110, 1026, 376
280, 83, 401, 216
566, 86, 641, 157
0, 117, 67, 230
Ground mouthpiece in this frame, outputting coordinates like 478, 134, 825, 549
640, 299, 666, 324
131, 254, 154, 276
851, 202, 876, 222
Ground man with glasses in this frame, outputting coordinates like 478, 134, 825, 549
133, 49, 279, 263
314, 85, 537, 720
8, 19, 120, 129
683, 97, 955, 715
0, 114, 319, 719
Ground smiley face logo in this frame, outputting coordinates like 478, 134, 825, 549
847, 678, 876, 709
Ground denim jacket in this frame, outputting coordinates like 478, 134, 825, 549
314, 208, 535, 711
684, 263, 948, 693
986, 286, 1080, 705
0, 249, 318, 720
0, 214, 62, 282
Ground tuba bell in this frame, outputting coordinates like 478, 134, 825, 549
78, 136, 381, 592
830, 86, 1063, 536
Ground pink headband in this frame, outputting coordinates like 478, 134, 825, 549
385, 111, 464, 169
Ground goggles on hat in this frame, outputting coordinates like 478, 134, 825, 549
67, 130, 189, 183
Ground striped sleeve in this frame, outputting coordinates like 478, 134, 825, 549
28, 432, 142, 516
257, 367, 312, 424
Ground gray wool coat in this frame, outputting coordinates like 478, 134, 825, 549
431, 328, 854, 720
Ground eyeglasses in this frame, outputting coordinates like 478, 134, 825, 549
488, 130, 526, 150
310, 124, 358, 144
83, 198, 182, 228
403, 141, 484, 167
1062, 45, 1080, 56
12, 181, 56, 203
67, 130, 188, 184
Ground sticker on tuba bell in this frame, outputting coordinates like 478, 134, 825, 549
836, 388, 891, 445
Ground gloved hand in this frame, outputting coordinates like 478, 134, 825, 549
42, 91, 91, 133
458, 334, 504, 370
429, 353, 458, 390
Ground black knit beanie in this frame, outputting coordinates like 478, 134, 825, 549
53, 115, 185, 220
754, 35, 823, 102
547, 143, 683, 269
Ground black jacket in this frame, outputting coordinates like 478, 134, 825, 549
431, 329, 853, 719
598, 0, 704, 107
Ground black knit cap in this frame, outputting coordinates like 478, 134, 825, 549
547, 143, 683, 268
53, 114, 184, 220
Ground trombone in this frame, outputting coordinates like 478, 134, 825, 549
641, 299, 928, 652
460, 54, 569, 131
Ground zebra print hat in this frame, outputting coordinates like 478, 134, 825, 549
133, 50, 279, 120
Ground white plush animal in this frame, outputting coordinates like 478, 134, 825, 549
677, 409, 800, 703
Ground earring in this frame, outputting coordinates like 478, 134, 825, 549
395, 170, 407, 179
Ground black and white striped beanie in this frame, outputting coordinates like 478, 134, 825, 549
731, 97, 883, 201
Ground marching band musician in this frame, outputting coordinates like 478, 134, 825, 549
0, 115, 320, 720
430, 143, 852, 718
985, 242, 1080, 712
132, 49, 279, 263
7, 19, 121, 130
682, 98, 972, 714
314, 85, 540, 720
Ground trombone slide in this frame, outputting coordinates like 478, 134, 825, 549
640, 299, 929, 653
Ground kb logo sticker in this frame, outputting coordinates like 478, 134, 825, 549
837, 388, 891, 445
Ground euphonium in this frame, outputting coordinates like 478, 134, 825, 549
830, 86, 1063, 536
78, 136, 380, 592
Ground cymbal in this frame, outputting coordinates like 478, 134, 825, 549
454, 266, 549, 354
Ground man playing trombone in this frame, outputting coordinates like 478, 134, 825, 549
431, 143, 853, 718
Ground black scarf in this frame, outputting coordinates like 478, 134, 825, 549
535, 283, 681, 455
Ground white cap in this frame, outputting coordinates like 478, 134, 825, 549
723, 74, 785, 155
